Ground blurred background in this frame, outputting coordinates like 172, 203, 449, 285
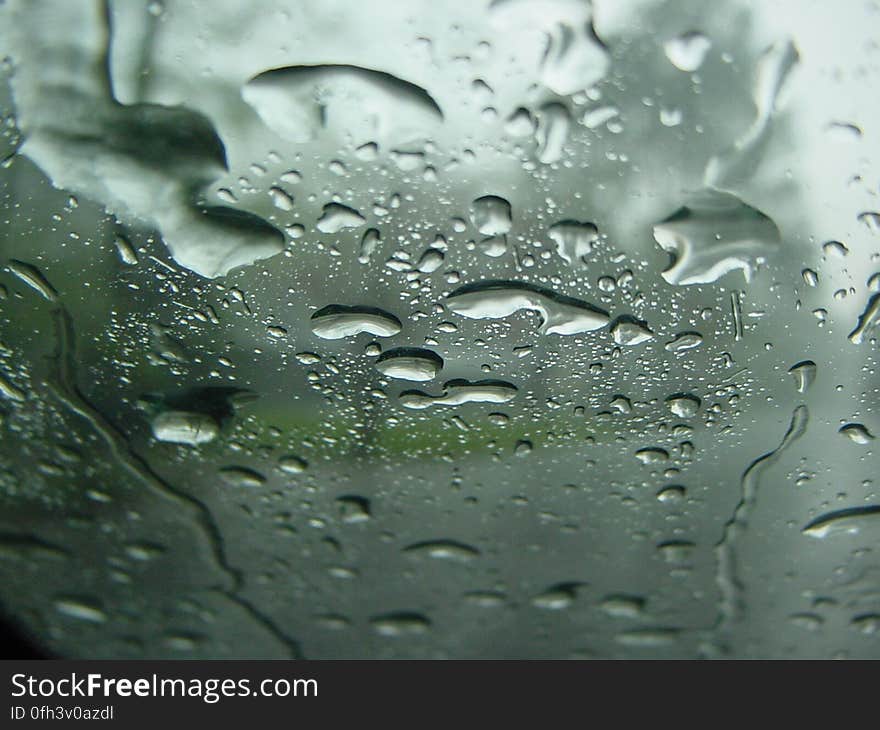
0, 0, 878, 658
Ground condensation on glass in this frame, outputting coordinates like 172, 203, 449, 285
0, 0, 878, 658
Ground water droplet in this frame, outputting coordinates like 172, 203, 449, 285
310, 305, 402, 339
802, 506, 880, 538
415, 247, 445, 273
857, 212, 880, 233
316, 203, 365, 234
269, 186, 294, 211
504, 107, 535, 137
611, 316, 653, 346
704, 40, 798, 190
242, 65, 442, 146
7, 260, 57, 302
664, 332, 703, 353
849, 294, 880, 345
658, 540, 696, 564
548, 220, 598, 266
375, 348, 443, 382
470, 195, 512, 236
337, 495, 371, 524
535, 102, 570, 164
532, 582, 582, 610
657, 485, 687, 504
788, 360, 816, 393
399, 379, 518, 409
0, 372, 26, 402
370, 612, 431, 636
635, 447, 668, 464
55, 596, 106, 623
279, 455, 308, 474
666, 393, 701, 418
151, 410, 219, 446
599, 594, 645, 618
445, 280, 609, 335
490, 0, 609, 95
839, 423, 874, 444
614, 628, 679, 648
113, 233, 138, 265
219, 466, 266, 488
464, 591, 507, 607
404, 539, 480, 562
851, 614, 880, 635
514, 439, 533, 456
653, 190, 780, 285
664, 31, 712, 72
822, 240, 848, 258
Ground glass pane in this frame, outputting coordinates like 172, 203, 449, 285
1, 0, 878, 659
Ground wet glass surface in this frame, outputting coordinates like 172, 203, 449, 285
0, 0, 879, 659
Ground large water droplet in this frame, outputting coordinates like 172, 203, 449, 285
316, 203, 365, 234
445, 280, 609, 335
243, 64, 442, 146
151, 410, 219, 446
653, 190, 780, 285
802, 506, 880, 538
470, 195, 512, 236
375, 348, 443, 382
548, 220, 598, 266
310, 305, 402, 339
399, 379, 518, 409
